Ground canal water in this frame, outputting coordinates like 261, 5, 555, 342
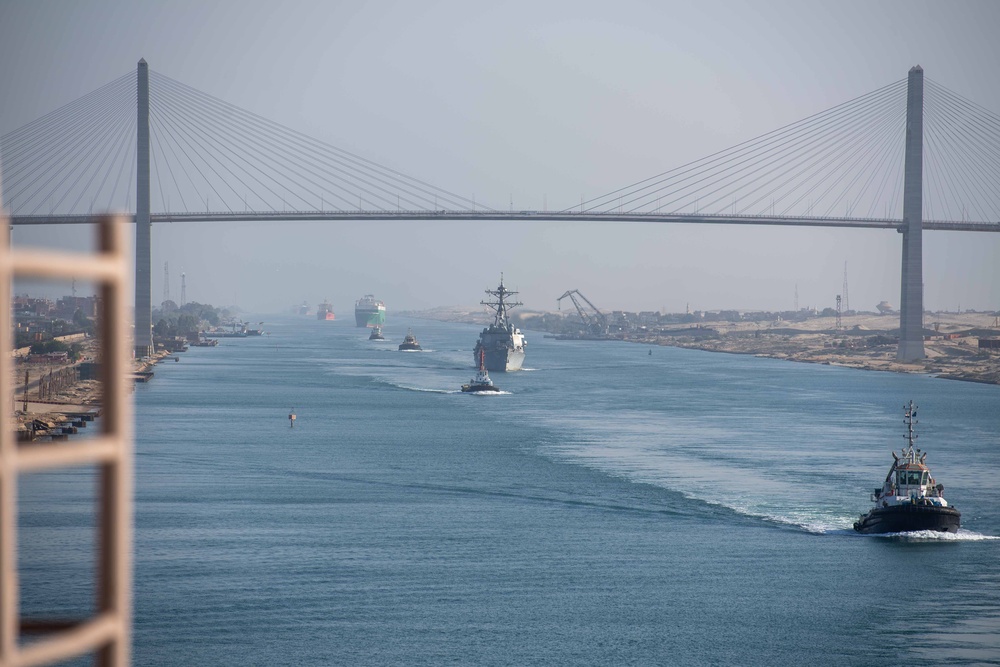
20, 316, 1000, 665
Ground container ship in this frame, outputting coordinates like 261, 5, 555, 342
355, 295, 386, 327
317, 300, 335, 321
474, 275, 526, 372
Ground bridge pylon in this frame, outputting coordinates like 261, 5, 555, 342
897, 65, 924, 361
135, 58, 153, 358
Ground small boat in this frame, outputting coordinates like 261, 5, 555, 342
462, 349, 501, 393
853, 401, 960, 534
369, 325, 385, 341
398, 329, 422, 351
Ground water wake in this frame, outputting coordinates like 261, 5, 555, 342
861, 529, 999, 542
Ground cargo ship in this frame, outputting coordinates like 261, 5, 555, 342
317, 300, 335, 321
355, 295, 386, 327
474, 275, 526, 372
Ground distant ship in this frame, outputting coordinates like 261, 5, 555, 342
398, 329, 421, 351
356, 295, 386, 327
474, 275, 526, 372
296, 301, 312, 317
317, 300, 335, 321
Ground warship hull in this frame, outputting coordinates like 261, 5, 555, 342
475, 336, 525, 372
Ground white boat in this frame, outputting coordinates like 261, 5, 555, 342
462, 349, 501, 393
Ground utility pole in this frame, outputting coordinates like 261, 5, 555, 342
842, 261, 849, 314
163, 261, 170, 306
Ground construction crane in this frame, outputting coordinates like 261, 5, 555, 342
557, 289, 609, 336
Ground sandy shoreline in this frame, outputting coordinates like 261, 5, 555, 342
405, 309, 1000, 385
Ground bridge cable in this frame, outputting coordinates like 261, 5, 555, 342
611, 80, 906, 215
611, 80, 907, 217
151, 71, 472, 212
564, 78, 906, 214
149, 70, 490, 213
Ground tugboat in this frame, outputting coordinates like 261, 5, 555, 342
462, 349, 501, 393
398, 329, 422, 351
366, 312, 385, 340
853, 401, 960, 534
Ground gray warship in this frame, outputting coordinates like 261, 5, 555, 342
474, 276, 526, 372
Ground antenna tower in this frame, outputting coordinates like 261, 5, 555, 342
836, 295, 843, 330
163, 261, 170, 305
842, 261, 850, 314
181, 272, 187, 307
794, 283, 799, 312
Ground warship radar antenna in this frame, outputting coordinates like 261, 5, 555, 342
482, 274, 522, 328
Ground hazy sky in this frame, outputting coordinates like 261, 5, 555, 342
2, 0, 998, 315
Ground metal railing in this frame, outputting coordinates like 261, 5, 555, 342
1, 215, 133, 666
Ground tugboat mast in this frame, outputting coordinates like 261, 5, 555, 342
903, 400, 919, 461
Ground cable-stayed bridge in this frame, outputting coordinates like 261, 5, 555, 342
3, 60, 1000, 361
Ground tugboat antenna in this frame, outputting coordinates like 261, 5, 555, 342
903, 401, 919, 456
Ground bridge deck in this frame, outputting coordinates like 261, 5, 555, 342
9, 211, 999, 232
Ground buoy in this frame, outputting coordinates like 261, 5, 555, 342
289, 408, 296, 428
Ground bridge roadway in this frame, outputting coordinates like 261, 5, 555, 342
9, 211, 1000, 232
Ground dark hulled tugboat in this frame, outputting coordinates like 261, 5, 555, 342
462, 349, 501, 393
398, 329, 422, 351
853, 401, 960, 534
368, 325, 385, 341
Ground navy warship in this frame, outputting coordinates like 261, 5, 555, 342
474, 275, 526, 372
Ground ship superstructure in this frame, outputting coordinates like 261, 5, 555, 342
474, 275, 526, 372
355, 295, 386, 327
